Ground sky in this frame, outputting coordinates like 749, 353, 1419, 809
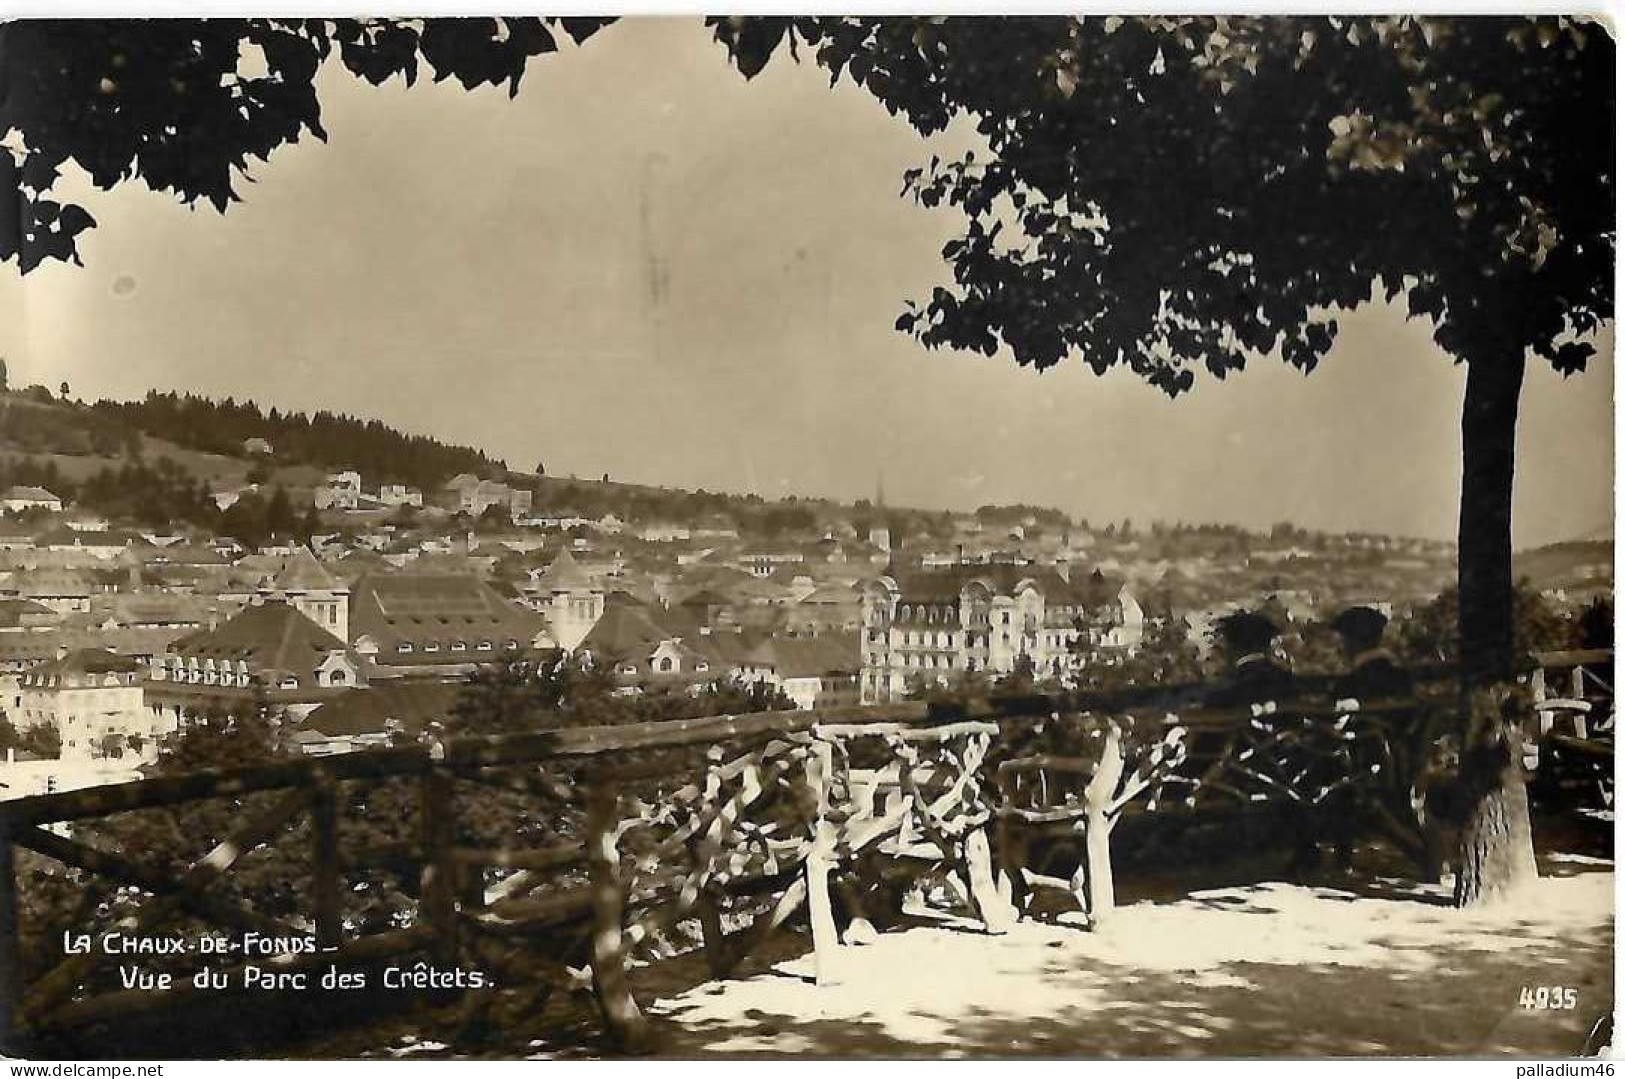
0, 17, 1612, 548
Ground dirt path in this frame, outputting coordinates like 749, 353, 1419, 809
647, 866, 1614, 1058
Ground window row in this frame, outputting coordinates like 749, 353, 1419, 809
395, 638, 519, 655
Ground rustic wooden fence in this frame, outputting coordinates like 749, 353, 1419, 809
0, 655, 1608, 1056
0, 702, 1018, 1055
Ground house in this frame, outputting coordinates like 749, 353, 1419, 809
739, 549, 806, 579
640, 524, 691, 543
349, 572, 549, 679
787, 582, 863, 637
738, 635, 861, 710
210, 482, 258, 512
148, 600, 365, 722
379, 484, 424, 509
576, 594, 726, 691
314, 470, 362, 511
17, 648, 169, 762
61, 508, 111, 533
1, 487, 63, 514
11, 569, 95, 616
0, 598, 61, 633
32, 526, 144, 561
242, 436, 274, 456
95, 594, 213, 632
295, 682, 463, 756
443, 475, 529, 518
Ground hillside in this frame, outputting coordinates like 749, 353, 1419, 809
0, 383, 1494, 566
0, 386, 961, 539
1513, 538, 1616, 596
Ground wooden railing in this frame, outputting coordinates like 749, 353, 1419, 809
0, 702, 1016, 1055
0, 658, 1604, 1057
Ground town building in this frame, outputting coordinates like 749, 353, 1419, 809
32, 525, 145, 560
737, 635, 861, 710
17, 648, 169, 761
857, 563, 1132, 703
0, 748, 145, 802
527, 548, 604, 651
348, 572, 549, 680
576, 593, 729, 691
379, 484, 424, 508
0, 486, 63, 514
0, 598, 62, 633
314, 470, 363, 511
294, 682, 462, 756
8, 569, 95, 616
148, 600, 365, 721
261, 547, 350, 642
443, 474, 532, 518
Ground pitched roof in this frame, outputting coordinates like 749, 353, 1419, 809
677, 587, 732, 609
12, 568, 97, 596
763, 635, 861, 679
301, 682, 463, 737
798, 583, 860, 606
0, 598, 56, 628
3, 486, 60, 502
272, 546, 343, 593
33, 525, 143, 548
350, 572, 545, 653
19, 647, 142, 687
886, 563, 1120, 608
535, 547, 593, 591
577, 595, 677, 661
170, 600, 351, 672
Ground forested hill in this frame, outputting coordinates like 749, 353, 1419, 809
90, 391, 504, 489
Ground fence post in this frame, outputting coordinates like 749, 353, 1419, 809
0, 808, 19, 1053
585, 775, 650, 1053
419, 765, 457, 963
310, 768, 341, 951
803, 738, 840, 987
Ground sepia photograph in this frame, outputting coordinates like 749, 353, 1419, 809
0, 9, 1614, 1064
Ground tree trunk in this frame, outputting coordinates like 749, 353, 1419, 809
1453, 350, 1539, 907
1458, 349, 1524, 683
1454, 728, 1538, 906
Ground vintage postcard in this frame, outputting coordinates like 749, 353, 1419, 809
0, 12, 1613, 1065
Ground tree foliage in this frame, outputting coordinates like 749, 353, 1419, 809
713, 16, 1611, 391
95, 391, 503, 489
1394, 581, 1572, 667
0, 17, 614, 271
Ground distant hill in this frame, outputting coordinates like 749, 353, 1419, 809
1513, 538, 1615, 595
0, 382, 1475, 559
0, 387, 898, 540
90, 390, 502, 490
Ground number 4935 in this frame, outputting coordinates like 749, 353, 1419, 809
1519, 986, 1579, 1010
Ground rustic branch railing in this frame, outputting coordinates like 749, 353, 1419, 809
0, 702, 997, 1053
0, 658, 1606, 1056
